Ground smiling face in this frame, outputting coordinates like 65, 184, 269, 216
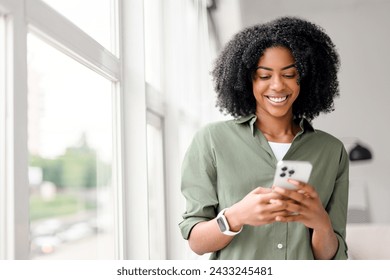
252, 46, 300, 120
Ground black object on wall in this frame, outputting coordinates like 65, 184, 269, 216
349, 143, 373, 161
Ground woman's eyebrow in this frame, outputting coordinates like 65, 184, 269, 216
255, 64, 296, 71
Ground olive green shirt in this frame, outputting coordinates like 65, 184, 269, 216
179, 114, 349, 260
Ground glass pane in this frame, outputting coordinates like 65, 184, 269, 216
27, 34, 115, 259
42, 0, 116, 53
144, 0, 162, 91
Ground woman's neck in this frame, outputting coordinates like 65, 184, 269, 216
256, 114, 300, 143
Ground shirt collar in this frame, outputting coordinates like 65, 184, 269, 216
235, 114, 315, 136
234, 114, 258, 135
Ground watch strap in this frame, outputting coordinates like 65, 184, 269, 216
216, 208, 243, 236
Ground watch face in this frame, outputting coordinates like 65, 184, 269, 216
217, 217, 227, 232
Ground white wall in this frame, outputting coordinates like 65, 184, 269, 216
235, 0, 390, 223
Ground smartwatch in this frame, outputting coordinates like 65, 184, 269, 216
216, 208, 243, 236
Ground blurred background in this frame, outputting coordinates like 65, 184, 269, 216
1, 0, 389, 260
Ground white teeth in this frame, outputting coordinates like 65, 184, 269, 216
268, 96, 287, 103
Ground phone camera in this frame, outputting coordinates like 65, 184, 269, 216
280, 166, 295, 178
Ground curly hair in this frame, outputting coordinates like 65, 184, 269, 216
211, 16, 340, 120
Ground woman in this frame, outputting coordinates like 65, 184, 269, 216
179, 16, 349, 260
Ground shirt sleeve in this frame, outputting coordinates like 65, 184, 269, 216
326, 146, 349, 260
178, 127, 219, 240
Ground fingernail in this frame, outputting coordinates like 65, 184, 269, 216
287, 179, 299, 185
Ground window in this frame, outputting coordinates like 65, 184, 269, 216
144, 0, 167, 259
144, 0, 163, 92
0, 0, 216, 260
143, 0, 220, 259
27, 34, 116, 259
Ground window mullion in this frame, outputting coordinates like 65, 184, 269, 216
0, 0, 30, 260
120, 0, 150, 259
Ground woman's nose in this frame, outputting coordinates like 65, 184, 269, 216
269, 75, 285, 91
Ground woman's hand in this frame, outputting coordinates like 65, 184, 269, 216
271, 180, 338, 259
188, 186, 288, 255
270, 180, 330, 230
224, 186, 291, 231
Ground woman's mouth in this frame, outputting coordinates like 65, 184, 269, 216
266, 95, 288, 104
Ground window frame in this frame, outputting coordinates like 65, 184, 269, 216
146, 110, 167, 259
0, 0, 30, 259
0, 13, 5, 260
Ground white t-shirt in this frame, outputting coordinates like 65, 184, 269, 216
268, 141, 292, 161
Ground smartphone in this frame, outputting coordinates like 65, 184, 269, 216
273, 160, 313, 190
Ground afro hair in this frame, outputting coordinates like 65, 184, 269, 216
211, 16, 340, 121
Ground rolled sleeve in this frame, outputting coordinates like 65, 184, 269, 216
332, 233, 348, 260
179, 127, 218, 240
327, 147, 349, 260
179, 217, 210, 240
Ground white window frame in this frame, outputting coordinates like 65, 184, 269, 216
0, 12, 5, 259
0, 0, 29, 260
146, 110, 167, 259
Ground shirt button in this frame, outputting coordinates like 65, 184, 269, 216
277, 243, 283, 249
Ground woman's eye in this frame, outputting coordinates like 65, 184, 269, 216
259, 75, 270, 80
283, 73, 296, 79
